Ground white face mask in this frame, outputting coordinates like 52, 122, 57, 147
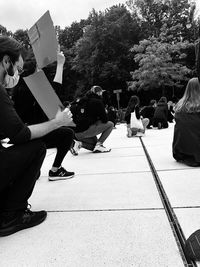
5, 70, 20, 88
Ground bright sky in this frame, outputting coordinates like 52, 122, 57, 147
1, 0, 200, 33
0, 0, 126, 32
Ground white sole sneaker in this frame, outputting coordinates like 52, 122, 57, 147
48, 174, 74, 181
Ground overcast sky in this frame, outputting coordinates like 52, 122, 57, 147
1, 0, 200, 33
0, 0, 126, 32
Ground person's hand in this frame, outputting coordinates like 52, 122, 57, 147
57, 51, 65, 65
54, 108, 74, 127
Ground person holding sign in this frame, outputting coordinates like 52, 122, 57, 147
13, 49, 75, 181
0, 36, 73, 236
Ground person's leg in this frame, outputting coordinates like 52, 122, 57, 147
140, 118, 150, 133
78, 136, 97, 151
43, 127, 74, 168
42, 127, 75, 180
75, 121, 113, 152
70, 136, 97, 155
162, 119, 169, 128
127, 124, 132, 137
0, 140, 46, 212
76, 121, 113, 143
0, 140, 47, 236
97, 121, 114, 144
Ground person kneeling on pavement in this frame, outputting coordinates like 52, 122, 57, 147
0, 36, 74, 236
70, 85, 114, 155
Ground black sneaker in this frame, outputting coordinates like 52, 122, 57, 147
0, 208, 47, 237
48, 167, 75, 181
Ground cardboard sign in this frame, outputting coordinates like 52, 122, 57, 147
28, 10, 58, 68
23, 70, 63, 120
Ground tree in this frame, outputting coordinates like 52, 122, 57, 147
72, 5, 140, 94
0, 24, 12, 36
59, 20, 89, 50
126, 0, 198, 41
129, 36, 192, 96
13, 29, 30, 49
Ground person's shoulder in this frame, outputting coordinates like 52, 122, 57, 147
0, 84, 8, 98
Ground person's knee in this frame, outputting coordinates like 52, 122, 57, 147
107, 121, 114, 129
56, 127, 74, 143
29, 140, 46, 155
32, 140, 47, 160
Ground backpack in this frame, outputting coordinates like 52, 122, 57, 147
70, 96, 90, 126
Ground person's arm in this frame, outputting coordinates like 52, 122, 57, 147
28, 108, 74, 139
53, 51, 65, 84
95, 100, 108, 123
0, 86, 74, 144
135, 105, 140, 119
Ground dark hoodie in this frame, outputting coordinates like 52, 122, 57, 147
153, 102, 168, 120
71, 92, 108, 133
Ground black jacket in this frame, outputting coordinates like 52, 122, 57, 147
173, 112, 200, 163
153, 102, 168, 120
0, 85, 31, 145
71, 92, 108, 133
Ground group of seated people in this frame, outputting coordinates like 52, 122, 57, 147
124, 95, 176, 137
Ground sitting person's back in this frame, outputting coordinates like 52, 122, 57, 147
140, 99, 156, 128
153, 97, 168, 129
173, 77, 200, 167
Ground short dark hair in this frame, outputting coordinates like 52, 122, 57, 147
0, 36, 24, 64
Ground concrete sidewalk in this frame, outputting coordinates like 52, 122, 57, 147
0, 123, 199, 266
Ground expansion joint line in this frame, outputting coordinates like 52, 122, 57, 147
139, 137, 197, 267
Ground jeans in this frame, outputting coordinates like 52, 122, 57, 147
75, 120, 114, 151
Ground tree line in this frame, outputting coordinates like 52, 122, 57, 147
1, 0, 200, 107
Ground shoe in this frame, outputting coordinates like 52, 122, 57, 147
136, 132, 144, 137
93, 143, 111, 153
48, 167, 75, 181
0, 208, 47, 237
70, 140, 82, 156
127, 129, 132, 138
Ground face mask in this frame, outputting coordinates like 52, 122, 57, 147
5, 70, 20, 88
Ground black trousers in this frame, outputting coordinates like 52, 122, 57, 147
42, 127, 74, 168
0, 140, 46, 212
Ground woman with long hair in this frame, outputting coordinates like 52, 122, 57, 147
173, 77, 200, 166
125, 95, 149, 137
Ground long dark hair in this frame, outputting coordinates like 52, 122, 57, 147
126, 95, 140, 115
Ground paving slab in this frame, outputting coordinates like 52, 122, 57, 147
41, 152, 150, 176
142, 124, 191, 171
30, 172, 163, 211
0, 210, 184, 267
158, 169, 200, 208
